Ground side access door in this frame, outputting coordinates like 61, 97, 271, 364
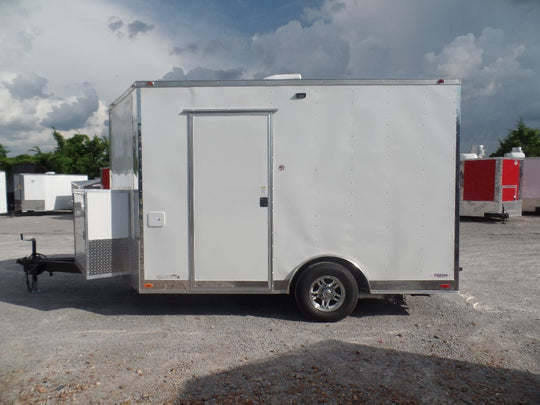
186, 109, 276, 291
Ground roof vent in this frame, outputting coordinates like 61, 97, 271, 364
470, 145, 485, 158
504, 146, 526, 159
264, 74, 302, 80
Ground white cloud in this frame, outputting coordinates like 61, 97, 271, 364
297, 0, 539, 152
0, 0, 182, 154
126, 20, 154, 38
0, 76, 107, 153
0, 79, 48, 152
1, 0, 181, 101
251, 19, 349, 78
4, 71, 49, 99
108, 16, 124, 37
40, 86, 99, 131
0, 91, 39, 132
421, 25, 538, 151
423, 34, 484, 78
162, 66, 244, 80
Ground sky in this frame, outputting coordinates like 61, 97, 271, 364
1, 0, 539, 156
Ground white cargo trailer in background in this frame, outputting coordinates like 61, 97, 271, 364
522, 157, 540, 213
14, 173, 88, 213
0, 171, 7, 214
21, 78, 461, 321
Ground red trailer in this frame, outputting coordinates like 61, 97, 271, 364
460, 158, 522, 218
100, 167, 111, 190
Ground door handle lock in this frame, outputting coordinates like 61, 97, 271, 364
259, 197, 268, 207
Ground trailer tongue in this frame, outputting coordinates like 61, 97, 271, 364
17, 234, 79, 293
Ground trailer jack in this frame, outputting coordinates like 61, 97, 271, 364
483, 206, 509, 223
16, 234, 79, 293
384, 294, 407, 306
484, 212, 509, 223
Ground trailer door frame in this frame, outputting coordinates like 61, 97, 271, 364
184, 108, 277, 292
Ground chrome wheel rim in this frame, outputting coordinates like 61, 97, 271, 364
309, 275, 345, 312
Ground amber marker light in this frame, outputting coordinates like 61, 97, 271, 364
144, 283, 154, 288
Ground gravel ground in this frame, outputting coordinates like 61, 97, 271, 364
0, 213, 539, 404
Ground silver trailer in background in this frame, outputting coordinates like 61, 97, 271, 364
14, 173, 88, 213
522, 157, 540, 213
0, 171, 6, 214
21, 78, 461, 321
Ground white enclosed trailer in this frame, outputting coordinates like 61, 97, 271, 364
0, 171, 7, 214
522, 157, 540, 213
14, 173, 88, 212
23, 78, 461, 321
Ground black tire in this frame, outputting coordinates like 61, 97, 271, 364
295, 262, 358, 322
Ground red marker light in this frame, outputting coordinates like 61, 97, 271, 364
146, 81, 155, 86
437, 79, 445, 84
440, 284, 451, 289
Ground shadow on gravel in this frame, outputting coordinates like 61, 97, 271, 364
459, 216, 506, 224
0, 260, 406, 321
10, 210, 74, 219
173, 340, 540, 404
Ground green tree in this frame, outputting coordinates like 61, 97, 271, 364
44, 129, 110, 178
0, 144, 37, 172
0, 144, 9, 171
0, 144, 8, 159
0, 154, 37, 175
0, 130, 109, 177
28, 145, 52, 169
490, 119, 540, 157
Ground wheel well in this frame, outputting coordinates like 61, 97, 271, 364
289, 257, 370, 295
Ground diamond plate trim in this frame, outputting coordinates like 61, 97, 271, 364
86, 238, 132, 279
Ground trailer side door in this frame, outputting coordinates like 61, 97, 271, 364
188, 110, 274, 290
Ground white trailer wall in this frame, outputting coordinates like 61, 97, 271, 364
74, 189, 132, 279
15, 173, 88, 212
0, 171, 6, 214
271, 84, 457, 287
123, 80, 459, 292
522, 157, 540, 212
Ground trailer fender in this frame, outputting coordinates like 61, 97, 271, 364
288, 256, 370, 296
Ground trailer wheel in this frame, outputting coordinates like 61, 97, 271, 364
295, 263, 358, 322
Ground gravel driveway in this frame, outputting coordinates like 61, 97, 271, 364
0, 214, 538, 404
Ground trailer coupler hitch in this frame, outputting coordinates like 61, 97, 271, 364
16, 234, 51, 293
